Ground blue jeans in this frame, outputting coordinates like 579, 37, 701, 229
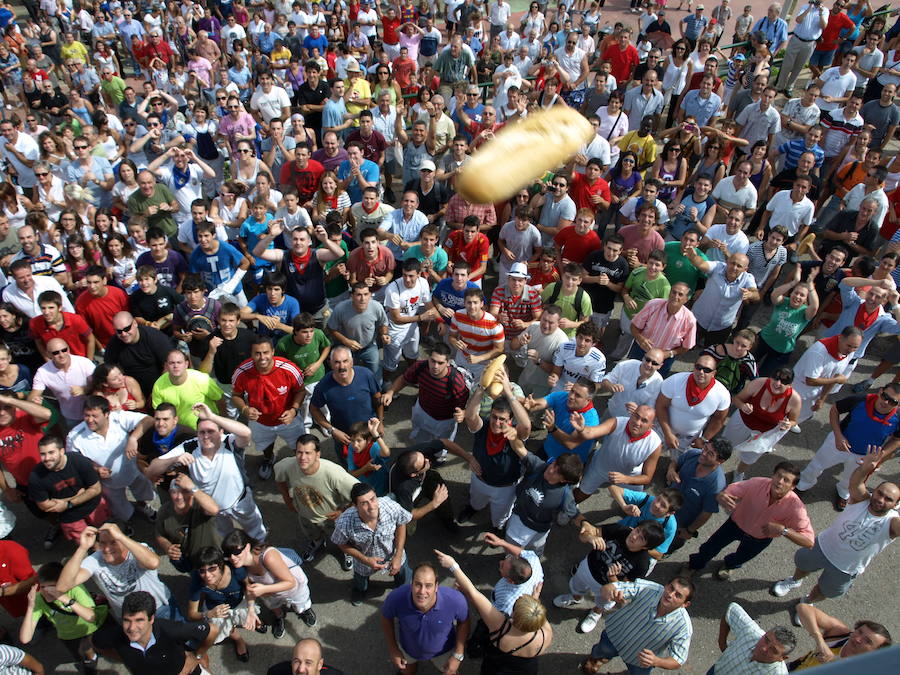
353, 558, 412, 592
591, 631, 652, 675
688, 516, 772, 571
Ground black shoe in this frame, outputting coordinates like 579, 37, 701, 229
299, 608, 317, 626
43, 523, 60, 551
301, 538, 325, 562
351, 587, 366, 606
441, 516, 461, 534
272, 616, 286, 638
255, 624, 268, 634
455, 505, 477, 524
235, 645, 250, 663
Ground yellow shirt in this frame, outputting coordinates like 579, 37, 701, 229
345, 78, 372, 126
618, 131, 657, 176
271, 46, 292, 68
60, 41, 89, 64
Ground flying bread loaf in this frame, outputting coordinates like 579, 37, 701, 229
480, 354, 507, 398
456, 107, 596, 204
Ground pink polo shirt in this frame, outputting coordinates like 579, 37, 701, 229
725, 477, 814, 540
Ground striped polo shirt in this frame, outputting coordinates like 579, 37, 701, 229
451, 309, 505, 357
604, 579, 693, 667
777, 139, 825, 169
489, 285, 543, 338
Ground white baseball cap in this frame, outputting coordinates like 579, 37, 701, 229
507, 262, 530, 279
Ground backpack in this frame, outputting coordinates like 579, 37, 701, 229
546, 283, 586, 321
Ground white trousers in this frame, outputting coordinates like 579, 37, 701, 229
797, 432, 863, 500
505, 514, 549, 555
468, 473, 517, 528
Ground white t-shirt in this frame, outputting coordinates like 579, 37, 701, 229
590, 417, 662, 479
817, 500, 898, 575
357, 9, 379, 36
1, 133, 40, 189
251, 86, 292, 122
704, 224, 749, 263
498, 221, 542, 271
81, 544, 172, 619
157, 163, 204, 225
160, 434, 247, 510
765, 189, 815, 237
711, 176, 758, 212
792, 341, 855, 400
604, 359, 663, 419
385, 277, 432, 339
222, 24, 247, 53
552, 341, 606, 390
518, 323, 569, 394
659, 371, 731, 440
816, 67, 858, 111
66, 410, 148, 489
620, 196, 669, 224
576, 135, 612, 174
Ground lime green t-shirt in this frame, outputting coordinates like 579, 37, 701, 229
624, 267, 671, 318
540, 282, 593, 337
151, 370, 224, 428
33, 584, 108, 640
664, 241, 707, 292
276, 328, 331, 384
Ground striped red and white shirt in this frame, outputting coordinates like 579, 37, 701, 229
451, 309, 505, 357
630, 298, 697, 352
489, 285, 543, 338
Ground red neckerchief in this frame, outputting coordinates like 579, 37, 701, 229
573, 401, 594, 414
351, 440, 374, 467
865, 393, 897, 426
362, 200, 381, 214
324, 194, 339, 208
486, 430, 507, 456
626, 423, 652, 443
291, 248, 312, 273
765, 378, 792, 404
853, 303, 880, 331
686, 374, 716, 406
819, 335, 850, 361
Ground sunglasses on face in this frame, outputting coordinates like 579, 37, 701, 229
50, 347, 69, 355
35, 172, 49, 177
643, 356, 662, 367
115, 323, 134, 334
882, 391, 899, 406
694, 364, 714, 374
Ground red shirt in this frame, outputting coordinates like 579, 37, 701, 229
28, 312, 93, 356
279, 159, 326, 202
569, 173, 611, 211
74, 286, 129, 348
602, 43, 640, 82
393, 57, 418, 90
381, 16, 402, 44
0, 540, 35, 618
232, 357, 304, 427
685, 71, 723, 94
347, 245, 396, 292
553, 226, 603, 264
142, 38, 175, 65
444, 230, 490, 280
0, 410, 42, 487
816, 12, 856, 51
345, 129, 388, 163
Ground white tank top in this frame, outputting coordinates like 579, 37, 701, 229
818, 500, 897, 575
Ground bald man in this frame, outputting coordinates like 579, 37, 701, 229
267, 637, 347, 675
104, 312, 174, 399
683, 250, 759, 346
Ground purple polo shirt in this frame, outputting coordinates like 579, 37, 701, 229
381, 585, 469, 660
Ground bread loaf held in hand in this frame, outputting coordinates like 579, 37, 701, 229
456, 107, 595, 204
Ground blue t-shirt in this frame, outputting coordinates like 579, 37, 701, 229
188, 240, 246, 294
189, 564, 247, 609
311, 366, 380, 434
346, 440, 390, 496
240, 213, 276, 269
322, 98, 349, 138
543, 391, 600, 462
670, 448, 725, 529
381, 585, 469, 660
337, 158, 380, 203
304, 34, 329, 54
618, 488, 677, 554
247, 293, 300, 338
432, 279, 478, 324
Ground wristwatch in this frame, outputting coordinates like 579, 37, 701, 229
452, 652, 465, 663
190, 487, 199, 494
781, 527, 789, 537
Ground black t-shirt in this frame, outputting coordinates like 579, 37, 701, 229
92, 617, 211, 675
632, 64, 665, 84
27, 453, 101, 523
822, 210, 879, 258
296, 80, 331, 139
770, 168, 821, 201
471, 421, 524, 487
210, 327, 255, 383
645, 20, 672, 34
581, 249, 631, 313
129, 285, 184, 325
388, 440, 445, 512
586, 523, 651, 584
404, 179, 451, 218
104, 325, 174, 398
798, 260, 846, 298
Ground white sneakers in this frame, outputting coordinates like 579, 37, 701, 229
553, 594, 585, 609
771, 577, 803, 597
579, 611, 603, 633
790, 425, 802, 434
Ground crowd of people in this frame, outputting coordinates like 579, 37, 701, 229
0, 0, 898, 673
